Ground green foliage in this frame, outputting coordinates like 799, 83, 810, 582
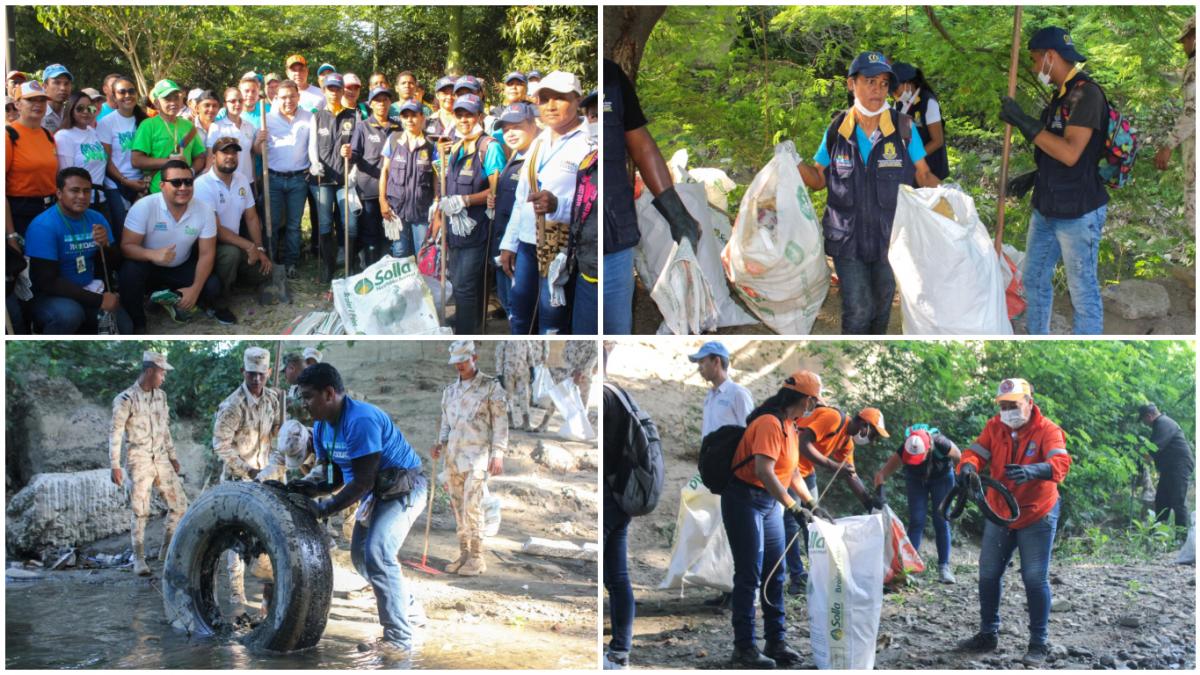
636, 5, 1195, 280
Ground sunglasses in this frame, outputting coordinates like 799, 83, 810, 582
75, 105, 97, 114
163, 177, 194, 188
115, 88, 136, 96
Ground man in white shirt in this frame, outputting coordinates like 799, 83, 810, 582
285, 53, 326, 114
117, 160, 220, 332
265, 80, 315, 278
195, 137, 272, 325
207, 87, 265, 188
497, 70, 595, 335
689, 341, 754, 439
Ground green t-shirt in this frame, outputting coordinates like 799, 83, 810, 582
131, 115, 208, 193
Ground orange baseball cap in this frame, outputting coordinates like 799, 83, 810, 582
858, 407, 890, 438
285, 54, 307, 69
995, 377, 1033, 402
783, 370, 823, 402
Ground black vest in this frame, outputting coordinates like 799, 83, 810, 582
351, 116, 399, 199
895, 91, 949, 180
602, 59, 640, 254
1032, 71, 1109, 219
821, 109, 917, 262
571, 150, 599, 278
492, 153, 526, 258
383, 133, 435, 225
444, 136, 493, 249
311, 107, 360, 185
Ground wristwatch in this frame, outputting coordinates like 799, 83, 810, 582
7, 232, 23, 244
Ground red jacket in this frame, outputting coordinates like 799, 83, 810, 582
958, 403, 1070, 530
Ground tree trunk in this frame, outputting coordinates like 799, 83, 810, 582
446, 7, 463, 76
602, 5, 666, 83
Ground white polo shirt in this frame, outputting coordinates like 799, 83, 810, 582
194, 170, 255, 235
299, 84, 326, 114
124, 192, 218, 268
701, 378, 755, 439
499, 120, 595, 253
207, 115, 258, 186
265, 107, 314, 172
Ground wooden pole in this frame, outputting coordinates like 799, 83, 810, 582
995, 6, 1023, 256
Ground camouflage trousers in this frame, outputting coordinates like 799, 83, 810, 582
128, 451, 189, 557
504, 370, 531, 420
446, 464, 488, 546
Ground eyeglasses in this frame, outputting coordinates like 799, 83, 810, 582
163, 177, 194, 188
75, 105, 97, 114
115, 88, 136, 96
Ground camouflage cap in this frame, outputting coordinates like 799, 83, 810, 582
448, 340, 476, 364
302, 347, 322, 363
244, 346, 271, 373
143, 351, 174, 371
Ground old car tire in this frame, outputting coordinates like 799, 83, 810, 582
161, 481, 333, 652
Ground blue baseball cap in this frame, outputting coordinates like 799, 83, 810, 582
891, 61, 917, 84
368, 86, 394, 102
453, 94, 482, 114
497, 101, 539, 125
527, 70, 543, 80
503, 71, 527, 84
396, 98, 424, 115
687, 341, 730, 364
43, 63, 72, 81
582, 88, 598, 109
434, 76, 456, 92
316, 63, 337, 76
454, 75, 481, 93
322, 73, 344, 89
1029, 26, 1087, 63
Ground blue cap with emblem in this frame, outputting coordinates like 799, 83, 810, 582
368, 86, 393, 102
454, 75, 481, 93
435, 76, 456, 92
891, 61, 917, 84
1028, 26, 1086, 63
848, 51, 896, 91
453, 94, 482, 114
323, 73, 344, 89
397, 98, 424, 115
497, 101, 539, 125
503, 71, 526, 84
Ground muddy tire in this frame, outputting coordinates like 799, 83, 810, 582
161, 481, 333, 652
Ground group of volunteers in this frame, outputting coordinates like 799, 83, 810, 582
603, 19, 1195, 336
6, 54, 599, 335
605, 340, 1122, 669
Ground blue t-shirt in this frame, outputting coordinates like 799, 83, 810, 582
454, 140, 507, 178
312, 397, 421, 485
25, 206, 114, 287
814, 122, 926, 167
97, 102, 115, 121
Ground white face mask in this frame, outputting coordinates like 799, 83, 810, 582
853, 96, 890, 118
1000, 408, 1028, 429
1037, 54, 1054, 87
852, 429, 871, 446
898, 90, 916, 106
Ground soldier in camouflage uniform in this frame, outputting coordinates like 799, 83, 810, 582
496, 340, 534, 430
108, 351, 189, 577
212, 346, 283, 608
536, 340, 598, 432
432, 340, 508, 576
1156, 16, 1196, 224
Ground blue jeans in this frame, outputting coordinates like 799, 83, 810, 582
390, 222, 428, 259
102, 188, 129, 242
782, 474, 817, 583
508, 242, 569, 335
603, 248, 635, 334
494, 268, 511, 318
31, 295, 133, 335
978, 499, 1060, 644
721, 479, 786, 649
604, 491, 634, 654
350, 481, 427, 650
268, 172, 309, 266
572, 272, 598, 334
905, 468, 955, 566
832, 255, 895, 334
309, 183, 358, 239
1023, 205, 1107, 335
450, 244, 487, 335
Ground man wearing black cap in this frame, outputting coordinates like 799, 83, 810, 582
309, 73, 360, 281
998, 27, 1110, 336
797, 51, 940, 335
350, 86, 399, 266
1138, 403, 1195, 531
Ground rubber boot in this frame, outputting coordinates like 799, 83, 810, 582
319, 233, 337, 284
521, 414, 531, 432
260, 581, 274, 618
445, 542, 470, 574
507, 411, 515, 429
133, 542, 151, 576
457, 540, 486, 576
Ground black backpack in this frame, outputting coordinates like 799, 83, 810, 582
603, 383, 664, 517
699, 417, 785, 495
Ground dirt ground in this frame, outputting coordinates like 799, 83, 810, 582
629, 265, 1196, 336
5, 341, 597, 669
604, 341, 1196, 670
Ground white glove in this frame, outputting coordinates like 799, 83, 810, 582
309, 164, 324, 178
383, 213, 404, 240
547, 251, 569, 307
486, 206, 496, 220
448, 211, 478, 238
439, 195, 467, 216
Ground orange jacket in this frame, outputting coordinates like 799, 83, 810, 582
795, 406, 853, 478
732, 413, 799, 489
958, 403, 1071, 530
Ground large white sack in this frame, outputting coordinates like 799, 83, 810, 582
1177, 513, 1196, 564
889, 186, 1013, 335
723, 141, 829, 334
547, 377, 595, 442
668, 148, 738, 214
331, 255, 444, 335
651, 238, 720, 335
658, 474, 734, 593
635, 183, 756, 331
808, 514, 886, 670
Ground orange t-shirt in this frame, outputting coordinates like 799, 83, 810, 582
5, 122, 58, 197
731, 413, 799, 489
795, 406, 854, 477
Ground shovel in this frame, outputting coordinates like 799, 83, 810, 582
257, 99, 291, 305
402, 456, 443, 576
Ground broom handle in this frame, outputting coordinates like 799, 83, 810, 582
995, 6, 1023, 256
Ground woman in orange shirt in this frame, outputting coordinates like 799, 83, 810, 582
721, 370, 828, 669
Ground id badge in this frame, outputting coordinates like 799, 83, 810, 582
76, 255, 87, 274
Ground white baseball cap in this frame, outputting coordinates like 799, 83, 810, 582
530, 70, 582, 97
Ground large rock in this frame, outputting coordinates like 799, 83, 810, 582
1102, 280, 1171, 320
6, 469, 131, 556
8, 373, 111, 483
531, 441, 578, 473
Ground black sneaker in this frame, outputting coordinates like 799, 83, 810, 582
732, 646, 776, 669
787, 575, 806, 596
1022, 642, 1050, 666
764, 640, 801, 665
210, 307, 237, 325
957, 631, 999, 652
286, 265, 299, 280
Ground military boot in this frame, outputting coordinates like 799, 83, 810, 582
535, 411, 552, 433
158, 528, 175, 562
507, 411, 515, 428
457, 540, 487, 576
319, 233, 338, 284
521, 414, 531, 431
444, 542, 470, 574
133, 543, 151, 576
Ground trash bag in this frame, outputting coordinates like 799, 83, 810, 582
650, 238, 720, 335
547, 377, 595, 442
999, 244, 1028, 320
532, 365, 554, 405
882, 505, 925, 584
482, 485, 502, 537
667, 149, 738, 213
889, 185, 1013, 335
331, 255, 443, 335
1177, 514, 1196, 565
658, 473, 734, 593
722, 141, 829, 334
807, 513, 886, 670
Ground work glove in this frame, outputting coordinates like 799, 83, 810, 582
1007, 170, 1037, 199
439, 194, 467, 217
652, 185, 700, 249
448, 211, 479, 238
309, 164, 324, 179
383, 212, 405, 240
1004, 462, 1053, 485
261, 479, 286, 491
861, 491, 886, 513
958, 462, 983, 492
286, 479, 323, 498
547, 251, 570, 307
787, 501, 815, 526
299, 497, 325, 520
999, 97, 1044, 144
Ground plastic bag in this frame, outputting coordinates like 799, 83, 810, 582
1000, 244, 1028, 320
889, 185, 1013, 335
658, 473, 734, 592
667, 149, 738, 213
331, 255, 444, 335
882, 505, 925, 584
650, 238, 720, 335
532, 365, 553, 405
808, 513, 886, 670
482, 484, 501, 537
547, 377, 595, 442
722, 141, 829, 334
